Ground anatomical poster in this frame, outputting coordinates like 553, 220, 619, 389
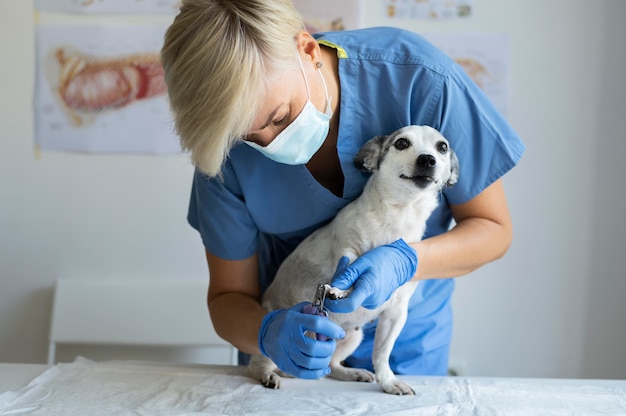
424, 33, 511, 115
34, 0, 180, 15
35, 23, 180, 154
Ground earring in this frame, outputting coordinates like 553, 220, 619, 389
315, 61, 323, 69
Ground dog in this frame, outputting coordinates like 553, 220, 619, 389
247, 125, 460, 395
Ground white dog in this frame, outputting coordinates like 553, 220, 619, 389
247, 125, 460, 395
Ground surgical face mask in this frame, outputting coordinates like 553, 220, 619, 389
245, 53, 333, 165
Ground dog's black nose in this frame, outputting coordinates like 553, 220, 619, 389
417, 154, 436, 168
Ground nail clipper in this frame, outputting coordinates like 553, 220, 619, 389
303, 284, 329, 341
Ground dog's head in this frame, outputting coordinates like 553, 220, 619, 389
354, 125, 460, 191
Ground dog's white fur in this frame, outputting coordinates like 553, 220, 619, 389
247, 125, 460, 395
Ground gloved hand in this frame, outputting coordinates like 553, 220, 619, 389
258, 302, 345, 379
325, 239, 418, 313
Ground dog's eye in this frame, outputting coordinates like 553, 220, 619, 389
394, 138, 410, 150
436, 141, 448, 154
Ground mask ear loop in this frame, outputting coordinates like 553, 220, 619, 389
296, 53, 333, 117
295, 53, 312, 100
315, 61, 332, 116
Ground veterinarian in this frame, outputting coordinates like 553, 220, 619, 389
161, 0, 525, 378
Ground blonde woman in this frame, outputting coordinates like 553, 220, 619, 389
161, 0, 524, 379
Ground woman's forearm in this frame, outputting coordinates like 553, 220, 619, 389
208, 292, 267, 355
205, 250, 267, 355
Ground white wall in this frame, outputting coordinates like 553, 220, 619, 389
581, 0, 626, 380
1, 0, 625, 379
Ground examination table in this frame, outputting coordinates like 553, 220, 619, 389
1, 358, 625, 415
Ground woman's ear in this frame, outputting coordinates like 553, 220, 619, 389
295, 31, 321, 66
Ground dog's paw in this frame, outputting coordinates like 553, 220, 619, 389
260, 371, 282, 389
325, 284, 350, 300
350, 369, 376, 383
380, 379, 415, 396
329, 366, 375, 383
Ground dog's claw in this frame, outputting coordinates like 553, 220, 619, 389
326, 285, 348, 300
260, 372, 281, 389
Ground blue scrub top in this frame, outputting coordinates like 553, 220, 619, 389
188, 27, 525, 375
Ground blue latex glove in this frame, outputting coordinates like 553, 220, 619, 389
258, 302, 346, 379
325, 239, 418, 313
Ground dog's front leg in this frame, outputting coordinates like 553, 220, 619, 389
372, 293, 416, 395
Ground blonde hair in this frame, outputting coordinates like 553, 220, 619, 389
161, 0, 305, 177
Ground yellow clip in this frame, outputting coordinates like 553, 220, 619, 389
317, 40, 348, 59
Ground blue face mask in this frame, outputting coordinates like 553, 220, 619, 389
245, 53, 332, 165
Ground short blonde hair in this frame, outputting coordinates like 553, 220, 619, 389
161, 0, 305, 177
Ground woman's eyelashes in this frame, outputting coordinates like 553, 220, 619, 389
272, 112, 290, 127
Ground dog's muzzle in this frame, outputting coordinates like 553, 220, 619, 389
400, 154, 438, 188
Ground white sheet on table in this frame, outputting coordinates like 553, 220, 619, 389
1, 357, 625, 415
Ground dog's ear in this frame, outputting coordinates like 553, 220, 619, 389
446, 149, 460, 187
354, 135, 386, 172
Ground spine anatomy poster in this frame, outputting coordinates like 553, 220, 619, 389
35, 23, 179, 154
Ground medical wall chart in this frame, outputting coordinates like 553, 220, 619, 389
425, 33, 510, 115
35, 24, 180, 154
382, 0, 473, 19
34, 0, 179, 15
